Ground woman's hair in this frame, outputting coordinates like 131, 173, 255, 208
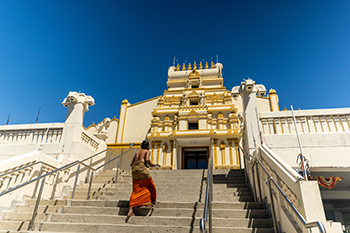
141, 140, 150, 149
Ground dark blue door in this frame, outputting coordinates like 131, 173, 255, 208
184, 151, 208, 169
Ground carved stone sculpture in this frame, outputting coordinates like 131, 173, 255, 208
199, 93, 205, 106
185, 79, 191, 89
182, 93, 188, 106
95, 118, 111, 134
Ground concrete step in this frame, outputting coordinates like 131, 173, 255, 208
78, 181, 130, 188
74, 184, 246, 194
12, 205, 269, 218
73, 190, 132, 197
213, 196, 254, 202
74, 186, 131, 193
0, 221, 275, 233
0, 231, 82, 233
2, 212, 272, 228
213, 191, 252, 196
24, 199, 266, 210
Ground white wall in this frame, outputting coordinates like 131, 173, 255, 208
122, 98, 158, 143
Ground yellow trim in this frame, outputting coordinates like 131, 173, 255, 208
257, 96, 269, 99
128, 96, 161, 108
111, 116, 119, 122
220, 141, 226, 165
269, 89, 277, 94
269, 90, 280, 112
162, 143, 168, 166
115, 119, 120, 143
213, 139, 218, 165
234, 139, 240, 167
170, 140, 174, 168
120, 101, 128, 143
156, 141, 161, 165
164, 87, 227, 94
86, 122, 97, 130
151, 142, 155, 163
228, 139, 233, 165
107, 143, 141, 149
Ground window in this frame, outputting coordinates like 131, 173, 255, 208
188, 122, 199, 130
190, 99, 199, 105
192, 84, 198, 89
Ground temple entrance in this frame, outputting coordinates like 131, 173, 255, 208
183, 148, 208, 169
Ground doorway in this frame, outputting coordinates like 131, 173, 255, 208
183, 148, 208, 169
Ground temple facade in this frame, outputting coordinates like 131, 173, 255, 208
100, 61, 279, 170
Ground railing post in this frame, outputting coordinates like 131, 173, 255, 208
255, 162, 262, 202
32, 164, 44, 199
50, 171, 60, 200
71, 164, 80, 199
291, 105, 308, 181
87, 171, 94, 200
107, 150, 111, 170
115, 157, 120, 184
28, 177, 45, 230
85, 159, 92, 184
240, 147, 249, 185
238, 145, 242, 170
251, 164, 258, 203
268, 177, 279, 233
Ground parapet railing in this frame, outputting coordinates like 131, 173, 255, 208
0, 127, 64, 145
239, 144, 326, 233
199, 147, 214, 233
0, 147, 129, 230
259, 108, 350, 135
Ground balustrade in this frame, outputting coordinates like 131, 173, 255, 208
0, 128, 63, 145
0, 162, 56, 193
260, 110, 350, 135
81, 132, 99, 152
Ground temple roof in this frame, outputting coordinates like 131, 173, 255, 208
168, 62, 223, 80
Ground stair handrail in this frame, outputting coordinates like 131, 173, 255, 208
84, 148, 137, 200
199, 146, 213, 233
0, 147, 114, 198
239, 145, 326, 233
0, 147, 119, 230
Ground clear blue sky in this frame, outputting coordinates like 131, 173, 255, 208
0, 1, 349, 127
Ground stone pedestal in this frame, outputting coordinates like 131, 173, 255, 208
94, 133, 108, 142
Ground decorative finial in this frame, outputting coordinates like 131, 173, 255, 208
269, 89, 277, 94
210, 61, 215, 68
205, 61, 209, 69
199, 62, 203, 69
193, 61, 197, 70
188, 63, 192, 70
182, 63, 186, 71
176, 64, 180, 71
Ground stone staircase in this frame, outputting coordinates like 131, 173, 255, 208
0, 169, 274, 232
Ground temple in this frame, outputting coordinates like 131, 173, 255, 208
98, 61, 278, 171
1, 61, 349, 232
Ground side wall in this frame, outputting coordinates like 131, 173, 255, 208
122, 98, 159, 143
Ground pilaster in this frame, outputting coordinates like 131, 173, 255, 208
116, 99, 129, 143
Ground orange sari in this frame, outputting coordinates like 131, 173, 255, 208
129, 161, 156, 207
